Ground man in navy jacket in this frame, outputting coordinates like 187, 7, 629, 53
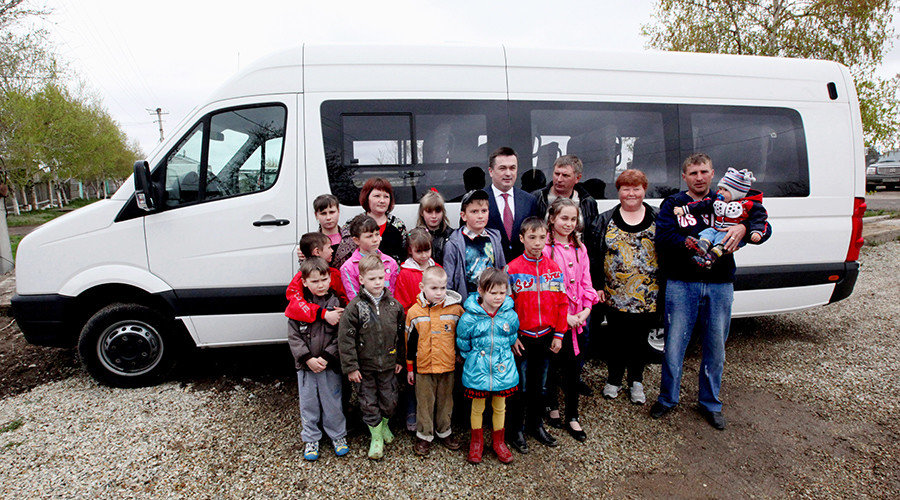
485, 146, 539, 262
650, 153, 772, 431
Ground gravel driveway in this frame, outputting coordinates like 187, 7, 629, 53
0, 242, 897, 498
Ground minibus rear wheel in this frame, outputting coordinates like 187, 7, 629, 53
78, 303, 179, 387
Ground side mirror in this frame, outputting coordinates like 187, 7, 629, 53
133, 160, 156, 211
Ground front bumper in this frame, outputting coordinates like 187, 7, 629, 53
11, 293, 80, 347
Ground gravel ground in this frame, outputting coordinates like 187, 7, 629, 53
0, 242, 897, 498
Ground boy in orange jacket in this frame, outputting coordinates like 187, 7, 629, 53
405, 266, 464, 455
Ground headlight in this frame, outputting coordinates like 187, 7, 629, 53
867, 167, 877, 174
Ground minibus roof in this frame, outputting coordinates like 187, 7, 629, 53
206, 44, 850, 104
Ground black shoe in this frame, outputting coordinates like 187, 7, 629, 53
566, 420, 587, 442
507, 431, 529, 454
528, 425, 558, 447
698, 406, 726, 430
577, 380, 594, 397
650, 401, 674, 419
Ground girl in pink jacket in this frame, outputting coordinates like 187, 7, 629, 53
541, 197, 599, 442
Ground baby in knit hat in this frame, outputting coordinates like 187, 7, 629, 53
674, 167, 770, 267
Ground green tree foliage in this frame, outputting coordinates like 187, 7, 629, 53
0, 1, 139, 206
642, 0, 899, 149
0, 84, 138, 195
0, 0, 57, 95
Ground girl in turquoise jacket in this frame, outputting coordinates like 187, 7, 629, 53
455, 267, 519, 464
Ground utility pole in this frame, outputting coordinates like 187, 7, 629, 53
147, 107, 169, 143
0, 159, 13, 273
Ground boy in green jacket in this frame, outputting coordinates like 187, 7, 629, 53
338, 254, 406, 460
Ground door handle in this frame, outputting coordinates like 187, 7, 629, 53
252, 219, 290, 227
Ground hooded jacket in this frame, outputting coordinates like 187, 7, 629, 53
395, 257, 440, 311
405, 290, 464, 374
284, 266, 347, 323
339, 248, 400, 301
287, 291, 341, 372
443, 227, 507, 302
456, 294, 519, 393
676, 189, 769, 238
337, 288, 406, 374
656, 190, 772, 284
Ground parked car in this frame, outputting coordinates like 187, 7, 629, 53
867, 151, 900, 191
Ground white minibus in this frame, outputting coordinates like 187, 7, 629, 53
12, 44, 866, 386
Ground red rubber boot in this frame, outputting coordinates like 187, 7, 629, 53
492, 429, 514, 464
467, 428, 484, 464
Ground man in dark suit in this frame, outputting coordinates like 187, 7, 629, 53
486, 146, 539, 262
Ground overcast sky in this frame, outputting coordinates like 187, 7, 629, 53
44, 0, 900, 157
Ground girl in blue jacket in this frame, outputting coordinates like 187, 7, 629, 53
456, 267, 519, 464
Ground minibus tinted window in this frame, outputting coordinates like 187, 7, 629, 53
160, 104, 287, 207
322, 100, 504, 205
519, 103, 681, 200
682, 106, 809, 197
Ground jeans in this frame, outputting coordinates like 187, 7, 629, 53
658, 279, 733, 413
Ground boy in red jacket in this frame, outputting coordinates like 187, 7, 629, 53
505, 217, 568, 452
286, 232, 347, 324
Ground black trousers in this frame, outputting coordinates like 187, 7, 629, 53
506, 334, 553, 432
605, 309, 656, 386
546, 330, 584, 421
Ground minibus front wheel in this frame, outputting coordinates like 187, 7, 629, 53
78, 303, 179, 387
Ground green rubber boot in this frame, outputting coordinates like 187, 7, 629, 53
380, 417, 394, 444
367, 423, 384, 460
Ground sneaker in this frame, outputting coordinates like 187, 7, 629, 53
303, 441, 319, 461
629, 382, 646, 405
684, 236, 710, 256
602, 383, 620, 399
692, 254, 713, 269
333, 437, 349, 457
406, 412, 416, 432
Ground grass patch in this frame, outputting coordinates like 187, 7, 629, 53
10, 234, 22, 261
7, 198, 100, 227
0, 418, 23, 434
865, 209, 899, 218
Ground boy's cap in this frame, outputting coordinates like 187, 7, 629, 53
718, 167, 756, 200
460, 189, 489, 209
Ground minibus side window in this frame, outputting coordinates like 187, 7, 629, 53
322, 100, 502, 205
520, 103, 682, 200
159, 104, 287, 208
682, 106, 809, 197
163, 123, 204, 207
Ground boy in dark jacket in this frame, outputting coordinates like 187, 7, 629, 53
286, 257, 348, 461
338, 254, 406, 460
